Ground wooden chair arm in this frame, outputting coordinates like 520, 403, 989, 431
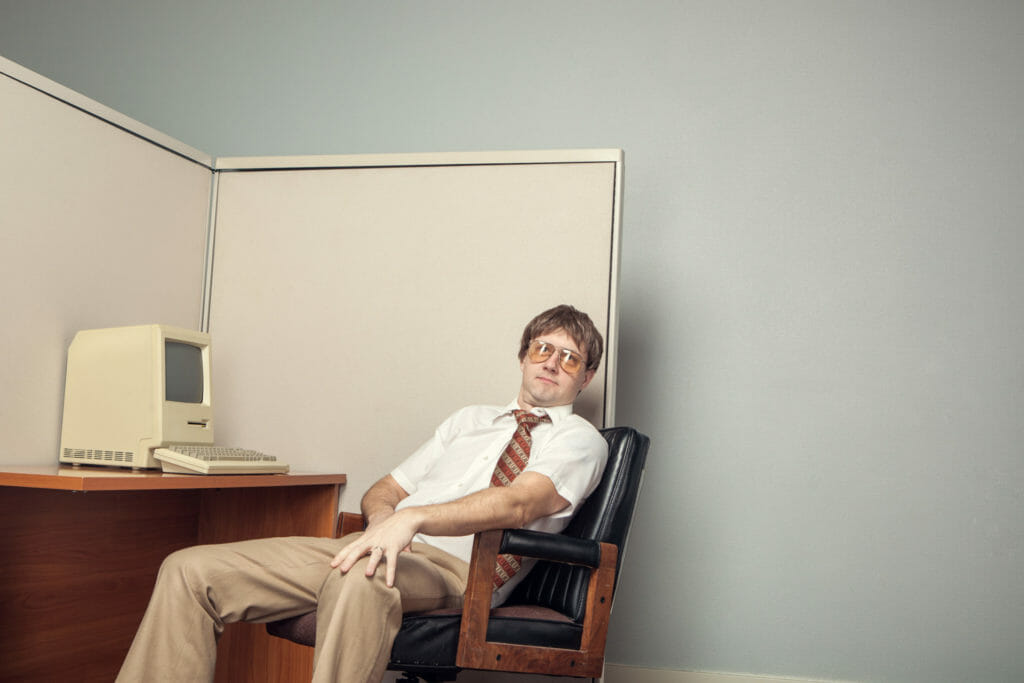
337, 510, 367, 537
455, 528, 618, 678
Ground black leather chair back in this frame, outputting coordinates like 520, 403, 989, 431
506, 426, 648, 622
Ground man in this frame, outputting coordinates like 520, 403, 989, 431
117, 304, 608, 682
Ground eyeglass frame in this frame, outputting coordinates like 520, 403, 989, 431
526, 339, 588, 375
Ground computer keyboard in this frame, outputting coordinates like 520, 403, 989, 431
153, 445, 290, 475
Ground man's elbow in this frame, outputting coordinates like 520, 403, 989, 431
502, 496, 533, 529
502, 474, 569, 528
506, 494, 568, 529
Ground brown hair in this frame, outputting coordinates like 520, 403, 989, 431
518, 304, 604, 373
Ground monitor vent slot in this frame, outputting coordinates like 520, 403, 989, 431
63, 448, 133, 463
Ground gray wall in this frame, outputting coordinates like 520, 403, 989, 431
2, 2, 1021, 681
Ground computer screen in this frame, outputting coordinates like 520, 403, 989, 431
59, 324, 214, 469
165, 341, 205, 404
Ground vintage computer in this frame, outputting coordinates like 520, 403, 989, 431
59, 324, 287, 474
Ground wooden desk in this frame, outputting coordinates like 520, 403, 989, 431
0, 466, 346, 683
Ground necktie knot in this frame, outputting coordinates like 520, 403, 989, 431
511, 409, 550, 429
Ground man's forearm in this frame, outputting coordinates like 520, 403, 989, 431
400, 472, 568, 539
332, 472, 566, 585
360, 475, 409, 526
403, 486, 525, 538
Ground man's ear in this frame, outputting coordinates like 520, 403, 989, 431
578, 368, 596, 392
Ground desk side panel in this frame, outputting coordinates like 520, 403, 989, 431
0, 488, 201, 682
0, 479, 341, 683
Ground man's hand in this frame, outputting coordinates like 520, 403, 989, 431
330, 508, 421, 587
331, 471, 568, 588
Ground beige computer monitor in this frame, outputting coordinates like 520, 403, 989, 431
59, 324, 214, 469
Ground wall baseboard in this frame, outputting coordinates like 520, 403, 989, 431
603, 664, 842, 683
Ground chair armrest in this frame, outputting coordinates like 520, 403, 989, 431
456, 528, 617, 678
499, 528, 602, 568
336, 510, 366, 537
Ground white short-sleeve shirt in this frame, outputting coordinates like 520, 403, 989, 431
391, 400, 608, 604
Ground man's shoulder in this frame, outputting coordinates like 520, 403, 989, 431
556, 411, 603, 433
544, 413, 606, 451
449, 403, 506, 420
439, 404, 507, 431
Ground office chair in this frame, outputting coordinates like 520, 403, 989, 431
266, 426, 649, 681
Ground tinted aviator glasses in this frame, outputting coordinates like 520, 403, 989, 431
527, 339, 587, 374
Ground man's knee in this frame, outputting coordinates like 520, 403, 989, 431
319, 557, 397, 604
159, 545, 198, 577
156, 544, 226, 592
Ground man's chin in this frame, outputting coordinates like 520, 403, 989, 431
526, 390, 569, 409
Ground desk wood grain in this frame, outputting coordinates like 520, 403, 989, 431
0, 464, 345, 491
0, 467, 345, 683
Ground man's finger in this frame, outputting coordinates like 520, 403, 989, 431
365, 544, 385, 576
332, 540, 370, 573
386, 555, 397, 587
330, 537, 361, 569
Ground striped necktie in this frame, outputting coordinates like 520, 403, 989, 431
491, 409, 551, 589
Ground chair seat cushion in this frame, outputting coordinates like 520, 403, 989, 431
265, 612, 317, 646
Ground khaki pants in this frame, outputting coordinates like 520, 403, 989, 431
116, 533, 469, 683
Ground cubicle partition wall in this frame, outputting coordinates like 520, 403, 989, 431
0, 55, 623, 497
0, 57, 213, 466
207, 152, 622, 502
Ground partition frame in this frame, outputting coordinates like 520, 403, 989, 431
206, 148, 623, 427
0, 56, 212, 168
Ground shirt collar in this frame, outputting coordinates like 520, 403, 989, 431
499, 399, 573, 425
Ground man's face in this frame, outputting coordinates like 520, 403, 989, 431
517, 328, 595, 410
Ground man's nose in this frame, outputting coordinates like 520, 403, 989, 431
541, 351, 561, 372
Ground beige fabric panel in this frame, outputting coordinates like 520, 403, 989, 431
0, 67, 212, 465
207, 159, 618, 505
